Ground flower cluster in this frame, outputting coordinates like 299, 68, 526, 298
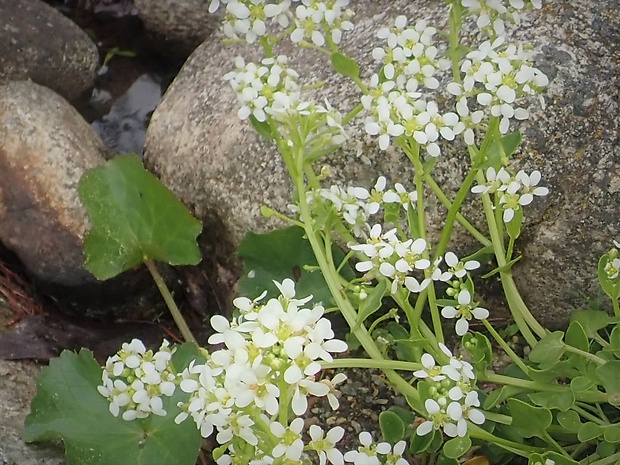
362, 16, 461, 155
351, 224, 432, 295
414, 344, 485, 437
344, 432, 408, 465
224, 55, 302, 122
209, 0, 355, 46
461, 0, 543, 37
174, 279, 348, 461
97, 339, 176, 420
298, 176, 417, 237
447, 36, 549, 134
471, 167, 549, 222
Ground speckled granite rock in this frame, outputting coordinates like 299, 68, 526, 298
134, 0, 219, 54
0, 81, 111, 287
0, 0, 99, 101
144, 0, 620, 325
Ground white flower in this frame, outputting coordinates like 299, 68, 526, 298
441, 290, 489, 335
270, 417, 305, 461
309, 425, 345, 465
344, 431, 390, 464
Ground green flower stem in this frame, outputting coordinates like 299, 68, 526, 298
424, 175, 492, 247
321, 358, 421, 371
480, 373, 609, 403
391, 288, 437, 347
476, 170, 541, 347
613, 298, 620, 318
448, 1, 464, 83
482, 319, 530, 374
542, 431, 572, 458
430, 168, 486, 261
342, 102, 364, 126
144, 259, 197, 345
288, 154, 421, 404
563, 345, 606, 365
468, 424, 544, 456
585, 451, 620, 465
572, 404, 608, 426
404, 141, 444, 342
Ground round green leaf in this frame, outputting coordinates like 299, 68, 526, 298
603, 425, 620, 444
507, 398, 552, 439
78, 155, 202, 280
556, 410, 582, 432
578, 422, 604, 442
379, 410, 405, 443
528, 331, 565, 366
23, 349, 200, 465
443, 436, 472, 459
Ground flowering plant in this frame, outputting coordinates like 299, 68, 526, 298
23, 1, 620, 465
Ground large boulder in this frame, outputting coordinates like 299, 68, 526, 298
133, 0, 219, 54
0, 0, 99, 101
144, 0, 620, 325
0, 81, 111, 288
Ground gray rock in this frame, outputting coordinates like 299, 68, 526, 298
0, 358, 65, 465
144, 0, 620, 325
0, 81, 111, 288
0, 0, 99, 102
133, 0, 219, 53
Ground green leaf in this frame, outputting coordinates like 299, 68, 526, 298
505, 208, 523, 241
379, 410, 405, 443
528, 390, 574, 411
354, 278, 387, 330
507, 398, 552, 439
605, 326, 620, 358
570, 310, 613, 338
409, 429, 436, 454
480, 255, 521, 279
78, 155, 202, 280
565, 321, 589, 351
463, 332, 493, 369
237, 226, 353, 304
596, 360, 620, 405
603, 425, 620, 444
570, 376, 594, 392
556, 410, 582, 432
483, 386, 524, 410
436, 454, 460, 465
597, 440, 617, 458
330, 52, 360, 79
540, 452, 579, 465
443, 436, 472, 459
478, 131, 522, 170
528, 331, 565, 366
578, 422, 604, 442
599, 255, 620, 301
249, 115, 276, 140
23, 349, 200, 465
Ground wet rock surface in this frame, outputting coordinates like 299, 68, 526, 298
144, 0, 620, 325
0, 81, 112, 288
133, 0, 219, 55
0, 0, 99, 101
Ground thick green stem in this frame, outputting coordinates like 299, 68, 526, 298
425, 175, 492, 247
482, 319, 530, 374
321, 358, 421, 371
290, 158, 420, 403
144, 259, 197, 344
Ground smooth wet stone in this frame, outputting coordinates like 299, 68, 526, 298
144, 0, 620, 325
0, 81, 111, 287
0, 0, 99, 101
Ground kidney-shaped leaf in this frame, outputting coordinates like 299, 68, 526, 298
78, 155, 202, 280
23, 348, 201, 465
